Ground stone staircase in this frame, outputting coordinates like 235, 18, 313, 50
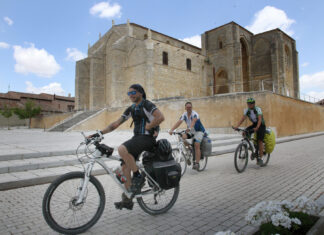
49, 110, 99, 132
0, 135, 242, 190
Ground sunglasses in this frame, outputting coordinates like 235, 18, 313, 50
127, 90, 137, 96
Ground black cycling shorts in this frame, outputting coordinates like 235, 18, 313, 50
122, 135, 156, 160
246, 123, 266, 141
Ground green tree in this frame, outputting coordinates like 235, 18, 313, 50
0, 105, 13, 130
14, 100, 41, 128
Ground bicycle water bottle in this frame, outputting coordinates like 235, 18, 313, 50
114, 167, 127, 184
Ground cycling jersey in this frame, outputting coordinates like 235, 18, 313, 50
180, 110, 205, 133
122, 99, 159, 136
244, 106, 265, 125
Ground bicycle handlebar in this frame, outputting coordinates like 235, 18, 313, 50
232, 126, 246, 132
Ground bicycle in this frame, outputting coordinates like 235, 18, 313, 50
232, 127, 270, 173
42, 131, 180, 234
171, 130, 208, 175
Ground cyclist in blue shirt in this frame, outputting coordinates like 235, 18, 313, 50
169, 102, 206, 170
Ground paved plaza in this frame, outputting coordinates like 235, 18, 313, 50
0, 134, 323, 234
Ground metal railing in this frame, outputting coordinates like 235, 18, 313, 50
212, 79, 322, 104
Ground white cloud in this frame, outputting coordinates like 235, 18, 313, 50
300, 70, 324, 100
13, 43, 61, 78
90, 2, 122, 19
181, 35, 201, 48
4, 16, 13, 26
246, 6, 295, 36
25, 81, 65, 96
66, 48, 86, 61
0, 42, 10, 49
301, 62, 309, 67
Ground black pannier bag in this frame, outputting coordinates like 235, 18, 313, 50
152, 159, 181, 190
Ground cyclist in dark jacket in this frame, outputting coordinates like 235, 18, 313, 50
90, 84, 164, 209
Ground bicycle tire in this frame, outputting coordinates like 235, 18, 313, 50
197, 154, 208, 172
260, 153, 270, 167
42, 172, 105, 234
172, 149, 187, 176
137, 186, 180, 215
234, 143, 249, 173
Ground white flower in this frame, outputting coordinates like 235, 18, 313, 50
292, 196, 319, 215
214, 231, 236, 235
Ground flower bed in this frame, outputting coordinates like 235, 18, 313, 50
246, 196, 320, 235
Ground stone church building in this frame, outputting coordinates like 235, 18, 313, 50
75, 21, 299, 110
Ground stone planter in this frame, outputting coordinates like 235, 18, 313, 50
306, 216, 324, 235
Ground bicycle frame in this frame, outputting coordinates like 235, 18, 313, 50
174, 132, 193, 159
239, 131, 258, 159
76, 144, 162, 204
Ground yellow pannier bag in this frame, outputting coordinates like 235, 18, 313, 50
253, 128, 276, 153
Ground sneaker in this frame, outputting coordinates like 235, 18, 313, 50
114, 193, 134, 210
192, 162, 200, 170
256, 158, 264, 166
130, 174, 145, 193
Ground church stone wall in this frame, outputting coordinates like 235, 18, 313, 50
75, 58, 90, 110
75, 21, 300, 112
71, 91, 324, 138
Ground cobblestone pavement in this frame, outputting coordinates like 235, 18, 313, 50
1, 135, 324, 235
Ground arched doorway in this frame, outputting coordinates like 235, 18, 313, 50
214, 68, 229, 94
240, 38, 249, 92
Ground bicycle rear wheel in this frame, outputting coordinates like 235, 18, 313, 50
137, 185, 179, 215
234, 143, 249, 173
42, 172, 105, 234
197, 155, 208, 171
260, 153, 270, 167
172, 149, 187, 176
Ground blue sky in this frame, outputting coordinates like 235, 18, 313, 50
1, 0, 324, 100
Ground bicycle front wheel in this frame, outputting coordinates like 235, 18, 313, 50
234, 143, 249, 173
42, 172, 105, 234
137, 186, 180, 215
172, 149, 187, 176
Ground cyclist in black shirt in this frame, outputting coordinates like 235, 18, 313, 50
90, 84, 164, 209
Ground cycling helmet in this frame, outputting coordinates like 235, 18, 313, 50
156, 139, 172, 156
247, 97, 255, 104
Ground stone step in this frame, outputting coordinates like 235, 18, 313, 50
0, 160, 121, 191
0, 139, 240, 174
0, 135, 241, 161
49, 110, 99, 132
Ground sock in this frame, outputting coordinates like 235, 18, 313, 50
133, 170, 141, 177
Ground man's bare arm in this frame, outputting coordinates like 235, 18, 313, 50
145, 109, 164, 130
234, 115, 247, 129
101, 117, 126, 134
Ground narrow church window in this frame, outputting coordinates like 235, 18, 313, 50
144, 34, 148, 40
219, 41, 223, 49
186, 58, 191, 71
163, 51, 168, 65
